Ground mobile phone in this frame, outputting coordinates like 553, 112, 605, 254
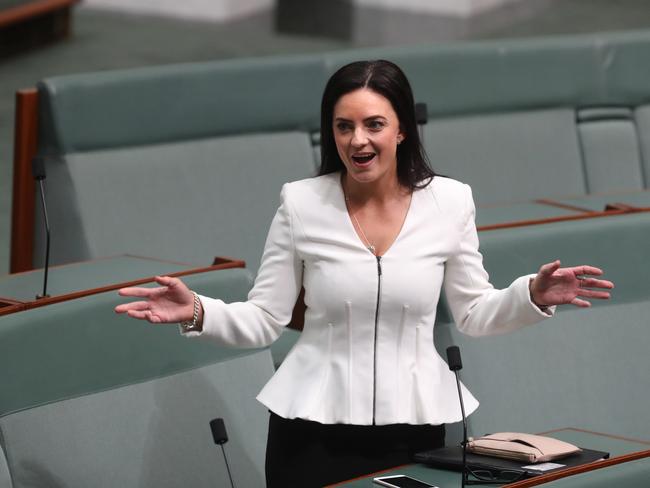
372, 474, 438, 488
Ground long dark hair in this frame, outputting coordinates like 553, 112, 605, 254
318, 60, 435, 190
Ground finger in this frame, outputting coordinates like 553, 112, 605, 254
115, 301, 150, 314
575, 265, 604, 277
155, 275, 174, 286
126, 309, 151, 320
118, 287, 157, 298
579, 278, 615, 290
570, 297, 591, 308
539, 260, 561, 276
577, 289, 611, 300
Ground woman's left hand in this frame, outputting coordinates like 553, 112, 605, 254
529, 260, 614, 308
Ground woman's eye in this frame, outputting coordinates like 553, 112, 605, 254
367, 120, 385, 130
336, 122, 352, 132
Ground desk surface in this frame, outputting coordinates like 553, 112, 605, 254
0, 255, 195, 302
329, 429, 650, 488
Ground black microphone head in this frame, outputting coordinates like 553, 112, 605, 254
32, 156, 47, 180
446, 346, 463, 371
415, 102, 428, 125
210, 418, 228, 445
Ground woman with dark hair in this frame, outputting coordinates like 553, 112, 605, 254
116, 60, 613, 487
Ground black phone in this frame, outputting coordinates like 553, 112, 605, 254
373, 474, 439, 488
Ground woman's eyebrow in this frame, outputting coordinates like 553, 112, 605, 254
334, 115, 387, 122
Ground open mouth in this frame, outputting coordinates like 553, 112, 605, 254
351, 153, 376, 166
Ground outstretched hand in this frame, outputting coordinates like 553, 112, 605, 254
529, 260, 614, 308
114, 276, 196, 323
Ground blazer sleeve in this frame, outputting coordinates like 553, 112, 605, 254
443, 184, 554, 337
181, 183, 302, 347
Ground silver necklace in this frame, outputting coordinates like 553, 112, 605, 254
345, 194, 376, 255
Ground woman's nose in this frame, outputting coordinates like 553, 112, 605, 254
351, 128, 368, 147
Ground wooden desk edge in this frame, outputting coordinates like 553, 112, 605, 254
0, 259, 246, 316
504, 448, 650, 487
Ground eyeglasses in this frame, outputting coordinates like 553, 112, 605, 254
463, 466, 526, 485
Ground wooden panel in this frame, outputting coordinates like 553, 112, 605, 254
10, 88, 38, 273
0, 0, 77, 28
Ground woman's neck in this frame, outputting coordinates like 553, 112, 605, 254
342, 171, 408, 206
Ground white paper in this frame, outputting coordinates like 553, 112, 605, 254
521, 462, 566, 472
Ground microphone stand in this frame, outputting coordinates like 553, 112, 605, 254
453, 365, 468, 488
33, 156, 50, 299
447, 346, 468, 488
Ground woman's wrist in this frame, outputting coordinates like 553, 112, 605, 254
529, 277, 550, 311
180, 291, 203, 332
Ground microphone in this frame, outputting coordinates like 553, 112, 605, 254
32, 156, 51, 299
446, 346, 468, 488
210, 418, 236, 488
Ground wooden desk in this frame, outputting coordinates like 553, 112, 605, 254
0, 254, 245, 316
329, 428, 650, 487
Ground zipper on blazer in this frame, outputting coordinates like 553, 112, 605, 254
372, 255, 382, 424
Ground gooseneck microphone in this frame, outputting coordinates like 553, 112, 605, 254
447, 345, 468, 488
32, 156, 50, 299
210, 417, 236, 488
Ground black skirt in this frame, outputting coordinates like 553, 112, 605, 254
265, 411, 445, 487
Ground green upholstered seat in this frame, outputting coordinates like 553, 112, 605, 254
422, 109, 585, 205
435, 298, 650, 442
37, 55, 327, 154
577, 108, 645, 193
478, 211, 650, 304
33, 132, 316, 271
0, 268, 274, 488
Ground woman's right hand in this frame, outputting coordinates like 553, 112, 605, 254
115, 275, 201, 325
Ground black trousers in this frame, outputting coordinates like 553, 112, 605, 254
265, 412, 445, 488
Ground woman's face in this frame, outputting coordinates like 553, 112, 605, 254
332, 88, 404, 186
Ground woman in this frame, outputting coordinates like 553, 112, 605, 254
115, 60, 613, 487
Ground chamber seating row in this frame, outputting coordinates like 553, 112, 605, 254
10, 29, 650, 274
0, 268, 271, 488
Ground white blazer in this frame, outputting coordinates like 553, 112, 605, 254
185, 173, 553, 425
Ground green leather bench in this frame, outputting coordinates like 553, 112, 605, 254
433, 211, 650, 443
12, 29, 650, 275
0, 268, 274, 488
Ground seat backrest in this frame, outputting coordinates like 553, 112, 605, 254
34, 131, 316, 271
577, 107, 645, 193
422, 108, 585, 204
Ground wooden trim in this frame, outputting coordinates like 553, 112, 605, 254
0, 0, 78, 28
477, 208, 636, 232
10, 88, 39, 273
535, 199, 594, 213
20, 259, 246, 312
504, 449, 650, 487
0, 304, 25, 317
